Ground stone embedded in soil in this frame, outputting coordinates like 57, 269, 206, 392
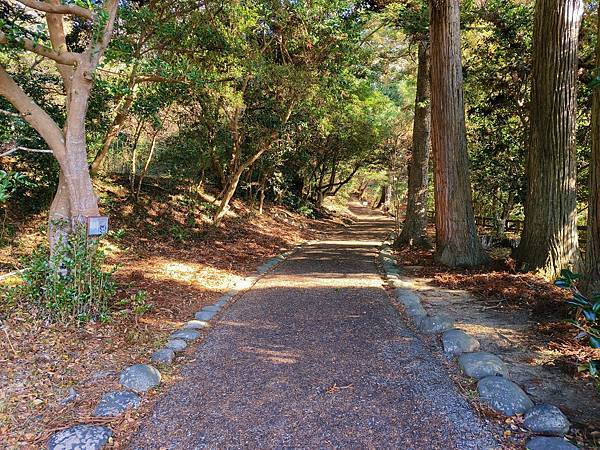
417, 314, 454, 333
48, 424, 112, 450
215, 295, 231, 307
442, 329, 480, 356
170, 328, 200, 341
396, 289, 427, 319
166, 339, 187, 352
477, 376, 533, 416
202, 304, 221, 312
526, 436, 579, 450
183, 320, 210, 330
391, 279, 414, 290
119, 364, 161, 393
195, 310, 217, 321
458, 352, 507, 379
94, 391, 141, 417
524, 404, 571, 436
395, 289, 420, 305
151, 348, 175, 365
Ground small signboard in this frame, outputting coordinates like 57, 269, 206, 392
87, 216, 109, 237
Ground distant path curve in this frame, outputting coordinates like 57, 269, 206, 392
130, 206, 497, 449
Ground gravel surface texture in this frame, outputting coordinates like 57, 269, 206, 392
130, 209, 497, 449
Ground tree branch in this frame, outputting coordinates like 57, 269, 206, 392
46, 0, 74, 91
0, 146, 53, 158
0, 31, 79, 66
16, 0, 94, 20
0, 108, 22, 118
0, 66, 65, 159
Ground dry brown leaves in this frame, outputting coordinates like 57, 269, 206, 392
0, 181, 328, 448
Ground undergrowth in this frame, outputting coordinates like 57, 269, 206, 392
4, 226, 117, 324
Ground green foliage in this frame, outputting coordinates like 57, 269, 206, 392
555, 269, 600, 389
115, 289, 152, 319
0, 170, 28, 204
0, 170, 30, 245
9, 227, 117, 324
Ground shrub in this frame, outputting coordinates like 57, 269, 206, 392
555, 269, 600, 386
10, 226, 117, 324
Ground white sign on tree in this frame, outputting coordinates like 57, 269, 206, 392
87, 216, 109, 237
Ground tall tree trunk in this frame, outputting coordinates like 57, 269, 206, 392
375, 185, 387, 209
585, 6, 600, 293
429, 0, 488, 267
515, 0, 583, 277
135, 131, 158, 200
396, 40, 432, 248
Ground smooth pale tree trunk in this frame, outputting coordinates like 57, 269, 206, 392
396, 40, 432, 248
429, 0, 488, 267
515, 0, 583, 277
0, 0, 118, 253
585, 6, 600, 293
0, 65, 100, 249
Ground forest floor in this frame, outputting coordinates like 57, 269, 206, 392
1, 184, 599, 448
0, 178, 337, 448
394, 237, 600, 447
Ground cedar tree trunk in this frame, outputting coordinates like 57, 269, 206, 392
429, 0, 488, 267
396, 40, 432, 248
515, 0, 583, 277
585, 6, 600, 292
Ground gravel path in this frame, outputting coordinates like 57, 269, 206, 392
130, 209, 497, 449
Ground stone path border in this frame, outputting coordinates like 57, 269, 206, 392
47, 243, 305, 449
378, 236, 579, 450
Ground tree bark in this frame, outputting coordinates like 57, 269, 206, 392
90, 89, 136, 175
135, 130, 159, 200
429, 0, 488, 267
213, 144, 270, 225
585, 6, 600, 293
0, 0, 118, 253
396, 40, 432, 248
514, 0, 583, 277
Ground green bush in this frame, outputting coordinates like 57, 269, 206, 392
555, 269, 600, 388
11, 226, 117, 324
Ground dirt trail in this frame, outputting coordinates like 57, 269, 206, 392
129, 207, 497, 449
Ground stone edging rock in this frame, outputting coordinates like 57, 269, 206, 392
47, 244, 303, 449
378, 237, 579, 450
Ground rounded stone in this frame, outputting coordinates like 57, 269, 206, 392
526, 436, 579, 450
48, 425, 112, 450
202, 304, 221, 312
443, 329, 480, 356
150, 348, 175, 365
215, 295, 231, 307
183, 320, 210, 330
458, 352, 507, 379
477, 376, 533, 416
94, 391, 141, 417
170, 329, 200, 341
119, 364, 161, 393
165, 339, 187, 352
417, 315, 454, 333
524, 404, 571, 436
195, 310, 217, 321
